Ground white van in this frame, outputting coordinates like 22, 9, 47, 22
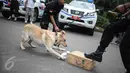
58, 0, 98, 35
1, 0, 46, 22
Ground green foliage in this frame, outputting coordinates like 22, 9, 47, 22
96, 14, 110, 28
95, 0, 129, 10
65, 0, 71, 3
64, 0, 129, 28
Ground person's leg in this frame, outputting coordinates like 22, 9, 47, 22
40, 12, 49, 29
0, 1, 3, 10
40, 12, 45, 25
119, 25, 130, 73
30, 8, 34, 24
25, 7, 29, 23
115, 32, 124, 44
8, 7, 14, 19
14, 6, 19, 21
84, 19, 129, 62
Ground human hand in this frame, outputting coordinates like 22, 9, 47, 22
54, 26, 60, 32
116, 4, 126, 13
108, 10, 118, 17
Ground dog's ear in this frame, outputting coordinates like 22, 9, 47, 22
58, 29, 62, 32
61, 30, 65, 35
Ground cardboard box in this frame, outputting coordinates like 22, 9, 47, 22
67, 51, 95, 70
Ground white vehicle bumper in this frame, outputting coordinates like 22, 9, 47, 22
2, 6, 10, 11
58, 10, 97, 29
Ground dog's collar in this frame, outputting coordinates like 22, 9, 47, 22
55, 32, 58, 42
54, 32, 59, 46
55, 31, 58, 36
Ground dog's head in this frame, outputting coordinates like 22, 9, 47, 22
55, 30, 67, 47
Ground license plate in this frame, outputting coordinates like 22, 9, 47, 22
71, 16, 80, 20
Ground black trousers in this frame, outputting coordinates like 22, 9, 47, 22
9, 6, 19, 17
0, 1, 3, 10
97, 18, 130, 72
40, 12, 63, 32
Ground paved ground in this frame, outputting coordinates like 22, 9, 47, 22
0, 13, 126, 73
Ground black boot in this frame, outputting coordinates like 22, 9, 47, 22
84, 50, 104, 62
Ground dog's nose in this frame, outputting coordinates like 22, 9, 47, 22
65, 45, 67, 47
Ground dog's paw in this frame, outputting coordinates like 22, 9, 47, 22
20, 42, 26, 50
20, 45, 26, 50
57, 57, 66, 61
57, 55, 66, 60
58, 48, 66, 51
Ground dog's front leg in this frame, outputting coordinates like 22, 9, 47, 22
52, 46, 66, 51
20, 37, 25, 50
20, 33, 28, 50
46, 47, 66, 60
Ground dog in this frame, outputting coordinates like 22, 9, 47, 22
20, 24, 67, 60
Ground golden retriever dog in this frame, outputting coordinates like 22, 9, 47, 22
20, 24, 67, 60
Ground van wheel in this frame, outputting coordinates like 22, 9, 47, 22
59, 22, 66, 30
2, 11, 10, 18
87, 28, 95, 36
33, 9, 38, 22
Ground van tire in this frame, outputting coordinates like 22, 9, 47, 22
88, 28, 95, 36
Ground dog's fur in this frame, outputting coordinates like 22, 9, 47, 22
20, 24, 67, 60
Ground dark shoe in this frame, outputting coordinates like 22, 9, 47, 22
8, 16, 11, 20
126, 71, 130, 73
84, 51, 103, 62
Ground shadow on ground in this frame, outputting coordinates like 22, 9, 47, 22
17, 45, 52, 58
